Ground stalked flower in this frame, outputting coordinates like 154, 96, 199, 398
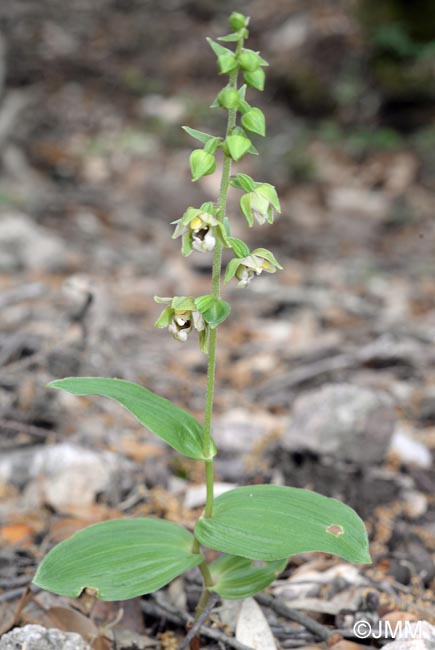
172, 204, 220, 256
240, 183, 281, 226
224, 248, 283, 288
154, 296, 206, 344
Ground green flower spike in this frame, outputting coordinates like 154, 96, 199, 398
224, 248, 283, 288
172, 205, 220, 256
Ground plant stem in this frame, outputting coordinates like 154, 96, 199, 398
201, 38, 242, 500
193, 33, 244, 627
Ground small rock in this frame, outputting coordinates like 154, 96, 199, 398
0, 213, 67, 272
403, 490, 428, 519
139, 94, 185, 123
236, 598, 277, 650
389, 429, 432, 469
0, 443, 132, 509
0, 625, 91, 650
213, 408, 279, 454
184, 482, 235, 509
382, 620, 435, 650
282, 383, 395, 464
328, 187, 390, 222
269, 15, 311, 53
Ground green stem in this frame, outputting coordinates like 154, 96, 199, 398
201, 41, 242, 502
193, 34, 244, 629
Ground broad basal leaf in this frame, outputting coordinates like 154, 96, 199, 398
33, 518, 203, 601
210, 554, 287, 600
195, 485, 371, 564
49, 377, 215, 461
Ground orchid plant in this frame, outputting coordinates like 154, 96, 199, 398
34, 11, 370, 640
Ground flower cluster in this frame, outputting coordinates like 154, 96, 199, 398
156, 11, 282, 350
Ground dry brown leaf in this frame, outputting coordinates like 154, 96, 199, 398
111, 437, 165, 462
0, 523, 34, 545
0, 602, 19, 636
43, 606, 113, 650
381, 611, 420, 624
330, 641, 371, 650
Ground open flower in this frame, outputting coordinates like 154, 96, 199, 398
224, 248, 283, 288
154, 296, 208, 350
172, 204, 220, 256
240, 183, 281, 226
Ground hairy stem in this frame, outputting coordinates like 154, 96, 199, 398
201, 39, 242, 504
193, 35, 244, 626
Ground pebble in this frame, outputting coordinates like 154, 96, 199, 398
0, 212, 67, 272
0, 625, 91, 650
282, 383, 395, 464
389, 429, 432, 469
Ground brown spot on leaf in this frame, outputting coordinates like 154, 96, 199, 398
327, 524, 344, 536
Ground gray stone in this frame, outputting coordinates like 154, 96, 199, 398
382, 621, 435, 650
0, 442, 133, 509
0, 625, 91, 650
0, 213, 66, 272
282, 383, 395, 464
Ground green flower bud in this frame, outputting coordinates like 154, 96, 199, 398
244, 68, 265, 91
229, 12, 247, 31
225, 134, 251, 162
217, 53, 238, 75
189, 149, 216, 181
241, 107, 265, 136
238, 49, 260, 72
217, 87, 240, 110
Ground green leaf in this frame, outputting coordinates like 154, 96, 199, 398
228, 237, 250, 258
182, 126, 215, 145
241, 108, 266, 137
49, 377, 215, 461
238, 84, 247, 101
195, 485, 371, 564
195, 294, 215, 315
204, 137, 223, 155
210, 554, 287, 600
33, 518, 203, 601
218, 32, 242, 42
244, 68, 265, 91
196, 297, 231, 329
226, 135, 251, 161
190, 149, 216, 181
206, 37, 232, 58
